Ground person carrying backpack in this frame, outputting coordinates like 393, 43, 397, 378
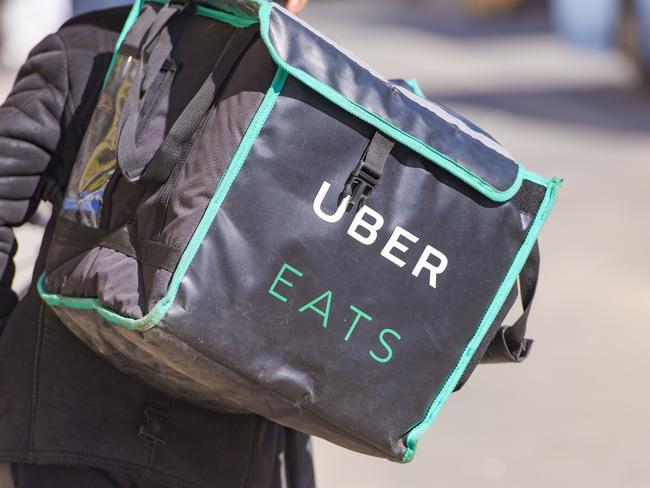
0, 0, 562, 483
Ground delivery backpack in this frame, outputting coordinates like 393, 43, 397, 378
38, 0, 561, 462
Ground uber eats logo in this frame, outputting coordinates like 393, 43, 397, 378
268, 263, 401, 364
313, 181, 448, 288
266, 181, 449, 365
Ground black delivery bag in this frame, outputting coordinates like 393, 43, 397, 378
39, 0, 562, 462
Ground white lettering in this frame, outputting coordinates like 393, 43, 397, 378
313, 181, 350, 223
380, 226, 419, 268
311, 181, 449, 290
347, 205, 385, 246
412, 245, 448, 289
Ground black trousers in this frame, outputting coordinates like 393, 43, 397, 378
8, 463, 168, 488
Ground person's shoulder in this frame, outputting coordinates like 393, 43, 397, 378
57, 6, 131, 53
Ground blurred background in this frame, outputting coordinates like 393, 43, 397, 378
2, 0, 649, 487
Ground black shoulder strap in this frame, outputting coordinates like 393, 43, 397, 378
482, 241, 540, 363
454, 241, 540, 391
117, 5, 259, 183
142, 25, 259, 184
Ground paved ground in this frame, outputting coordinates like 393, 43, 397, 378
4, 1, 650, 487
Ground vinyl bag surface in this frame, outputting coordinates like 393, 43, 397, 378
39, 0, 562, 462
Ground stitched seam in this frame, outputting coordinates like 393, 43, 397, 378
95, 245, 178, 274
402, 177, 561, 461
27, 301, 45, 461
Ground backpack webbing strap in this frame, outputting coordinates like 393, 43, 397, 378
51, 218, 182, 274
482, 241, 540, 363
142, 25, 259, 184
117, 6, 259, 184
454, 241, 540, 391
454, 284, 518, 391
97, 225, 183, 274
363, 131, 394, 177
117, 3, 189, 182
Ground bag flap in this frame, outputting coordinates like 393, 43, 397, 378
258, 2, 523, 202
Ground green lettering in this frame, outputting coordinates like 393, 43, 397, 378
345, 305, 372, 342
268, 263, 303, 303
370, 328, 402, 364
298, 291, 333, 328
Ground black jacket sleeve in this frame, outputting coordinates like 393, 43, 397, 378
0, 33, 69, 329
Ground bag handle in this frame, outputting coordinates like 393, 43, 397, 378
117, 5, 259, 183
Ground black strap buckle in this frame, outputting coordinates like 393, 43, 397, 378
341, 131, 395, 212
342, 161, 380, 211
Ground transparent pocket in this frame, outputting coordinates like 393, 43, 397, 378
60, 52, 140, 228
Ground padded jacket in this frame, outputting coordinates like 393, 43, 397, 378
0, 7, 314, 488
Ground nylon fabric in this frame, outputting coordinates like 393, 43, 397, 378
97, 224, 183, 273
140, 26, 261, 184
264, 5, 520, 195
0, 8, 317, 488
46, 14, 274, 318
403, 177, 560, 461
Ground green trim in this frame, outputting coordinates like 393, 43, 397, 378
145, 0, 258, 26
405, 78, 426, 98
258, 2, 523, 203
39, 67, 289, 331
194, 4, 259, 27
103, 0, 258, 88
401, 176, 562, 462
523, 169, 560, 187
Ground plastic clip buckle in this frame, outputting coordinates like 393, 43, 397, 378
342, 160, 380, 212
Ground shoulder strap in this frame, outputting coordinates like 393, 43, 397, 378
142, 25, 259, 184
482, 241, 540, 363
117, 2, 188, 182
117, 5, 259, 183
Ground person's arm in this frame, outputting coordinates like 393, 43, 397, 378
0, 33, 69, 331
